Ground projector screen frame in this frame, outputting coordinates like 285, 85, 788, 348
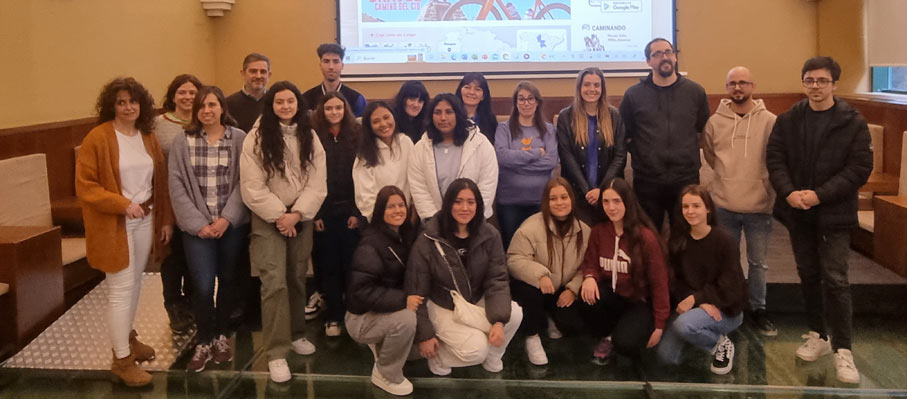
334, 0, 678, 79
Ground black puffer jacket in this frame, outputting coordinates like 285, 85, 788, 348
766, 98, 873, 229
346, 225, 412, 315
405, 217, 511, 342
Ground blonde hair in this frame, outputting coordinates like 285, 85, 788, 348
571, 67, 613, 147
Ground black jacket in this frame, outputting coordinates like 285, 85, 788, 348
766, 98, 873, 229
315, 126, 361, 219
302, 83, 367, 117
405, 217, 511, 342
556, 105, 628, 194
346, 225, 412, 315
619, 73, 710, 184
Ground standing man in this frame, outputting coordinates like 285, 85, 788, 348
702, 66, 778, 336
226, 53, 272, 133
766, 56, 872, 384
619, 38, 710, 230
302, 43, 367, 117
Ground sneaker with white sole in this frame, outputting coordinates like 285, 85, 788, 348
834, 349, 861, 384
710, 335, 735, 375
212, 334, 233, 364
796, 331, 832, 361
325, 321, 342, 337
291, 337, 316, 355
371, 364, 414, 396
481, 356, 503, 373
187, 343, 213, 372
547, 317, 563, 340
426, 355, 451, 376
268, 358, 291, 383
525, 335, 549, 366
304, 291, 325, 321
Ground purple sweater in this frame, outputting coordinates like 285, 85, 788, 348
494, 120, 559, 205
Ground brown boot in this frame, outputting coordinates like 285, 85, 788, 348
111, 352, 153, 387
130, 329, 156, 362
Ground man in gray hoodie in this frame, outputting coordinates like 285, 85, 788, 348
619, 38, 710, 230
702, 66, 777, 337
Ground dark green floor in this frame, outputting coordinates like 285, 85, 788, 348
2, 311, 906, 399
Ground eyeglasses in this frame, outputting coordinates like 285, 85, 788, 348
517, 96, 537, 105
726, 81, 753, 88
802, 78, 833, 88
650, 49, 675, 59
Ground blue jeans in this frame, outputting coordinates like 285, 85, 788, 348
657, 308, 743, 365
715, 208, 772, 310
182, 224, 248, 342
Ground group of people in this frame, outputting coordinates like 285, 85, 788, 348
74, 38, 872, 394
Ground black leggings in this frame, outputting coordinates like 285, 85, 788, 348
510, 279, 585, 337
585, 282, 654, 358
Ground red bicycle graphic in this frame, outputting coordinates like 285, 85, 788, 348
442, 0, 571, 21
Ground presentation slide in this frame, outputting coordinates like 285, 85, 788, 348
337, 0, 675, 77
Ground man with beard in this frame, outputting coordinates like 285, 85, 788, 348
226, 53, 272, 133
619, 38, 710, 230
302, 43, 367, 117
702, 66, 778, 337
766, 57, 871, 385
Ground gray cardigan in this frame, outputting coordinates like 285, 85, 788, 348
168, 126, 250, 235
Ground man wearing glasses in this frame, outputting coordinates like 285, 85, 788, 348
702, 66, 778, 340
766, 56, 872, 385
619, 38, 710, 230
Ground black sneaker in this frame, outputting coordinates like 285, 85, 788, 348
751, 309, 778, 337
710, 335, 735, 375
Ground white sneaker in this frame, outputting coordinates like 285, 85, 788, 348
525, 335, 549, 366
371, 364, 414, 396
291, 337, 316, 355
834, 349, 861, 384
304, 291, 325, 321
710, 335, 735, 375
426, 355, 451, 376
268, 358, 291, 383
795, 331, 832, 361
547, 317, 563, 340
481, 356, 503, 373
325, 322, 342, 337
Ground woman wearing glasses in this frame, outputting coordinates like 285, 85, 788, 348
494, 81, 558, 248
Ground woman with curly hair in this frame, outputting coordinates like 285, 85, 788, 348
76, 77, 173, 386
240, 80, 327, 383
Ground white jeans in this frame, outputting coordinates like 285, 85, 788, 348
426, 300, 522, 368
107, 213, 153, 359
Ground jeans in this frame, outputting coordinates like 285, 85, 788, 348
715, 208, 772, 310
788, 222, 853, 350
107, 213, 153, 358
657, 308, 743, 365
182, 224, 248, 342
633, 177, 698, 232
313, 214, 360, 323
496, 204, 539, 250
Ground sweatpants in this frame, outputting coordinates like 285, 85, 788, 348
426, 300, 523, 369
345, 309, 416, 383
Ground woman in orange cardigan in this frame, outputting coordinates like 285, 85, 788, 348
76, 77, 173, 387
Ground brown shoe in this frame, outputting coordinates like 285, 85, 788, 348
130, 329, 156, 362
111, 352, 153, 387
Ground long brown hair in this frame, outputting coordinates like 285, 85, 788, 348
540, 177, 585, 267
185, 86, 237, 136
507, 81, 547, 140
669, 184, 717, 255
571, 67, 614, 147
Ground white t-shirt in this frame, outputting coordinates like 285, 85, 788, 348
115, 130, 154, 204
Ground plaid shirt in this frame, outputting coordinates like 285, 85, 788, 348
188, 129, 233, 221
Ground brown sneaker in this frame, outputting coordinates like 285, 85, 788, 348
129, 329, 156, 362
111, 352, 153, 387
212, 334, 233, 364
187, 343, 213, 372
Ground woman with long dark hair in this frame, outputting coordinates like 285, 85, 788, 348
169, 86, 248, 372
408, 93, 498, 221
556, 67, 627, 225
156, 73, 203, 333
579, 177, 668, 364
455, 72, 498, 144
346, 185, 419, 396
354, 101, 415, 222
76, 77, 173, 386
406, 178, 523, 375
392, 80, 430, 144
240, 80, 327, 383
657, 185, 746, 375
507, 177, 589, 365
311, 91, 361, 337
495, 81, 559, 247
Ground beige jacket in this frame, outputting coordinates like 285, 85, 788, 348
703, 98, 777, 214
240, 123, 327, 223
506, 212, 590, 295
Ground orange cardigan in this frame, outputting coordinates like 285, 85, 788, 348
75, 121, 173, 273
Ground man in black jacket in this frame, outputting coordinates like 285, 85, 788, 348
766, 56, 872, 385
301, 43, 367, 117
619, 38, 710, 230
